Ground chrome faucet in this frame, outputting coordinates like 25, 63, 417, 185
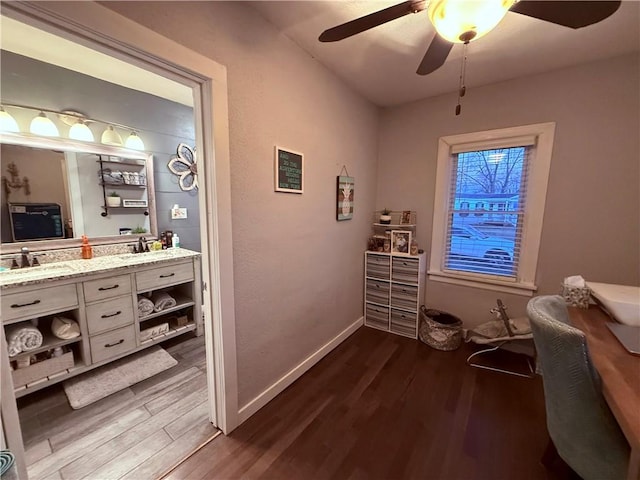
15, 247, 43, 268
20, 247, 31, 268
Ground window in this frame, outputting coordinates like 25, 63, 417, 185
429, 123, 556, 296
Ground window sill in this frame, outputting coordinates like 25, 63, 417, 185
427, 270, 537, 297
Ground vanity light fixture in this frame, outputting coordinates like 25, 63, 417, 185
29, 111, 59, 137
68, 119, 95, 142
0, 106, 20, 133
125, 131, 145, 150
101, 125, 123, 146
2, 103, 146, 150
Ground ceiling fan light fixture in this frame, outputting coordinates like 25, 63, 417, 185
428, 0, 515, 44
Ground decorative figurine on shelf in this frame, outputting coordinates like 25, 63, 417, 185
380, 208, 392, 225
410, 238, 419, 255
383, 232, 391, 252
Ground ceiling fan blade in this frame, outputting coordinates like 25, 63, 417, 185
416, 34, 454, 75
510, 0, 621, 29
319, 0, 426, 42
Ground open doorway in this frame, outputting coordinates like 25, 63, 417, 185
0, 3, 237, 478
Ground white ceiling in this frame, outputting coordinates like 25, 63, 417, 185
0, 15, 194, 107
250, 1, 640, 107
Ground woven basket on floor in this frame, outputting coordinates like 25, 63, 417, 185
418, 306, 463, 351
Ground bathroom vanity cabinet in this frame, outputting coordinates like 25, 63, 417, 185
0, 250, 202, 398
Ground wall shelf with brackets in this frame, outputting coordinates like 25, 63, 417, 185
372, 210, 417, 230
98, 155, 149, 217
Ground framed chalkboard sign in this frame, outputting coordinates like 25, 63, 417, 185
274, 146, 304, 194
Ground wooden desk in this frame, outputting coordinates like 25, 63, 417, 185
569, 306, 640, 480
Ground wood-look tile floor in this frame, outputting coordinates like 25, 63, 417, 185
166, 327, 574, 480
17, 334, 217, 480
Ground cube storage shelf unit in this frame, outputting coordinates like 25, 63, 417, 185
364, 251, 426, 338
2, 255, 202, 398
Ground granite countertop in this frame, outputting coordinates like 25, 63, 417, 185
0, 248, 200, 290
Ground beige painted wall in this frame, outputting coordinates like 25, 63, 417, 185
377, 53, 640, 328
105, 1, 379, 407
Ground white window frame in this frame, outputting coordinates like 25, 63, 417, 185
429, 122, 556, 296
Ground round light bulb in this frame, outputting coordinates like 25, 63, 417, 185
69, 120, 95, 142
30, 112, 59, 137
101, 125, 123, 146
125, 132, 145, 150
0, 107, 20, 133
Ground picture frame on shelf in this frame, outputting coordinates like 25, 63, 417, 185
391, 230, 411, 255
400, 210, 412, 224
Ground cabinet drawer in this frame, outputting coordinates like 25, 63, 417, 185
390, 284, 419, 311
391, 257, 420, 284
365, 303, 389, 329
136, 261, 194, 292
83, 275, 132, 303
365, 279, 390, 305
2, 284, 78, 322
391, 309, 417, 337
90, 325, 136, 364
366, 254, 390, 280
86, 296, 135, 335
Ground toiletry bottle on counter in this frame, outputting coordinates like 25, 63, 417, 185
81, 235, 93, 259
172, 233, 180, 248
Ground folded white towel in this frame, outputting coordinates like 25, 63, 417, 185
6, 325, 43, 357
564, 275, 586, 288
51, 316, 81, 340
151, 291, 177, 312
138, 296, 155, 317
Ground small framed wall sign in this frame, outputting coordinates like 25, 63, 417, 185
337, 175, 354, 221
275, 146, 304, 194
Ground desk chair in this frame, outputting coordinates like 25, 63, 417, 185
526, 295, 629, 480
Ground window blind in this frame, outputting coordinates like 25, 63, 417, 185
443, 145, 532, 279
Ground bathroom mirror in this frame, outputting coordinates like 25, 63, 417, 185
0, 132, 157, 254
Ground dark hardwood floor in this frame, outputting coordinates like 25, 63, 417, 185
165, 326, 574, 480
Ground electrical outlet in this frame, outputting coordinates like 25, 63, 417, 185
171, 207, 187, 219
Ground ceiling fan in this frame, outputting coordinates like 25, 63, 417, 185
319, 0, 622, 76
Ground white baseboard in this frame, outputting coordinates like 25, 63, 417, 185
237, 316, 363, 424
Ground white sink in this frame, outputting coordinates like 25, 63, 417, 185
587, 281, 640, 327
0, 263, 77, 284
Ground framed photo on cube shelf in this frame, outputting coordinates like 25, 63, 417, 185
391, 230, 411, 255
400, 210, 412, 224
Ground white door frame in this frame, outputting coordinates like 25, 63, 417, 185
1, 1, 238, 474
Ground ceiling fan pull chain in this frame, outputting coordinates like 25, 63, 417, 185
455, 41, 469, 116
